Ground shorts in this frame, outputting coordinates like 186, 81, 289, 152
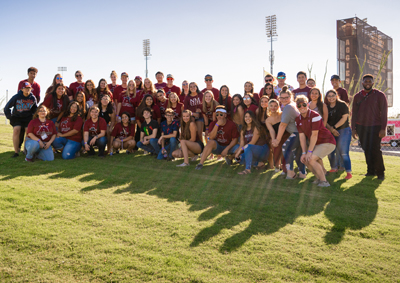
196, 140, 205, 152
195, 116, 204, 123
313, 143, 336, 159
10, 116, 32, 128
212, 141, 237, 155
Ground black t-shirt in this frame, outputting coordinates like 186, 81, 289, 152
327, 100, 349, 130
99, 108, 113, 124
141, 119, 159, 137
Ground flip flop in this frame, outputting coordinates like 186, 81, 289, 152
238, 170, 251, 175
286, 173, 298, 179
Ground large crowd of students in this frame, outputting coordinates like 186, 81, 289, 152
4, 67, 389, 186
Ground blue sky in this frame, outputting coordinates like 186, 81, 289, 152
1, 0, 399, 110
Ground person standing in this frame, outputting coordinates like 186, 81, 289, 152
108, 70, 119, 95
274, 71, 294, 96
329, 74, 350, 104
163, 74, 181, 98
201, 74, 219, 100
293, 71, 311, 100
259, 73, 275, 100
4, 82, 37, 157
18, 67, 41, 103
113, 72, 129, 105
69, 70, 85, 98
352, 74, 388, 180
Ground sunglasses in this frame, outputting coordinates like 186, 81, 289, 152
243, 97, 251, 100
76, 75, 82, 77
277, 76, 285, 79
297, 103, 308, 108
56, 77, 63, 80
182, 83, 188, 86
205, 79, 212, 82
265, 79, 273, 82
216, 113, 225, 117
167, 78, 173, 80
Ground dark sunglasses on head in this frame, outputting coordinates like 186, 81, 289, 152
297, 103, 308, 108
216, 113, 225, 117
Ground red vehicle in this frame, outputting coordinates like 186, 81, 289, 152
382, 119, 400, 147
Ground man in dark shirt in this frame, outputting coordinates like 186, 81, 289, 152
351, 74, 388, 180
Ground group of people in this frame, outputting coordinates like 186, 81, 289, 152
4, 67, 388, 185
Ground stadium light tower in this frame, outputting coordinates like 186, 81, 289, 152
58, 66, 67, 77
143, 39, 151, 78
265, 15, 278, 75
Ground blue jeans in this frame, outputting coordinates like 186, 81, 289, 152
137, 138, 160, 154
25, 138, 54, 161
282, 132, 305, 174
82, 136, 107, 156
53, 137, 82, 160
212, 141, 238, 155
157, 137, 178, 159
328, 127, 352, 172
242, 144, 269, 170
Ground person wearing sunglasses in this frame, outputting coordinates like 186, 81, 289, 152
45, 74, 73, 100
271, 86, 306, 179
293, 71, 312, 100
163, 74, 181, 98
180, 80, 190, 102
157, 108, 179, 161
201, 74, 219, 100
295, 95, 336, 187
325, 89, 352, 180
242, 93, 258, 114
69, 70, 85, 98
261, 82, 277, 100
258, 73, 275, 100
274, 71, 294, 97
195, 105, 239, 170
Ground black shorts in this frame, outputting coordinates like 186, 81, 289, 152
196, 140, 205, 152
10, 116, 32, 128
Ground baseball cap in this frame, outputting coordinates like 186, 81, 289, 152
23, 82, 32, 88
204, 74, 213, 80
135, 76, 142, 81
277, 72, 286, 77
330, 74, 340, 81
166, 74, 174, 79
121, 72, 129, 77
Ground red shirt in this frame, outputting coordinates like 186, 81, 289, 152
111, 123, 135, 139
293, 86, 312, 100
209, 119, 239, 146
59, 116, 83, 143
27, 118, 57, 142
69, 82, 85, 97
244, 104, 258, 114
45, 85, 73, 100
42, 95, 65, 120
219, 96, 232, 113
163, 85, 181, 98
139, 90, 155, 102
18, 80, 41, 103
113, 85, 127, 103
295, 109, 336, 145
336, 87, 349, 103
202, 105, 215, 123
156, 99, 169, 117
119, 93, 139, 117
98, 90, 113, 101
201, 87, 219, 101
84, 117, 108, 137
184, 93, 203, 113
171, 102, 183, 121
155, 82, 167, 90
108, 83, 119, 94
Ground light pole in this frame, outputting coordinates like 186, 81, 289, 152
58, 67, 67, 77
265, 15, 278, 75
143, 39, 151, 78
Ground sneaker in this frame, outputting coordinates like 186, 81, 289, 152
11, 153, 19, 158
274, 168, 280, 173
195, 164, 203, 170
377, 175, 385, 181
318, 181, 330, 187
25, 157, 34, 162
176, 163, 189, 167
280, 171, 286, 176
225, 157, 232, 166
312, 179, 320, 185
143, 150, 148, 154
345, 172, 353, 180
328, 169, 338, 173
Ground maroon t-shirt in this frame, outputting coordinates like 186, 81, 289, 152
155, 82, 167, 90
69, 82, 85, 97
202, 105, 215, 123
111, 123, 135, 139
27, 119, 57, 142
171, 102, 183, 121
113, 85, 127, 103
184, 93, 203, 113
84, 117, 108, 137
18, 80, 41, 103
45, 85, 73, 100
119, 93, 139, 117
42, 95, 65, 120
336, 87, 349, 103
108, 83, 119, 94
209, 119, 239, 146
201, 87, 219, 101
219, 96, 232, 113
293, 86, 312, 100
179, 93, 189, 104
98, 90, 113, 101
295, 109, 336, 145
163, 85, 181, 98
156, 99, 169, 117
59, 116, 83, 143
244, 104, 258, 114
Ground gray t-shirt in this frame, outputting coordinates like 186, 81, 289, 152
281, 103, 300, 134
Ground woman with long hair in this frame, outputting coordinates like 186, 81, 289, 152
53, 101, 83, 159
218, 85, 232, 113
75, 91, 88, 119
243, 93, 258, 113
25, 105, 57, 162
42, 83, 70, 124
325, 89, 352, 179
96, 78, 113, 101
262, 82, 277, 100
183, 82, 204, 140
234, 110, 269, 174
167, 92, 184, 122
45, 73, 73, 99
244, 81, 260, 104
111, 112, 136, 154
256, 95, 269, 125
180, 80, 190, 102
84, 79, 98, 108
108, 70, 119, 95
98, 94, 115, 154
202, 90, 219, 137
140, 78, 157, 101
136, 94, 161, 127
82, 106, 108, 157
174, 110, 204, 167
135, 76, 144, 95
231, 94, 245, 127
117, 80, 139, 122
308, 87, 328, 126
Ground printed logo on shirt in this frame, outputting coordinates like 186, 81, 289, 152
60, 119, 71, 133
190, 97, 201, 106
217, 128, 227, 144
15, 99, 35, 112
36, 124, 52, 138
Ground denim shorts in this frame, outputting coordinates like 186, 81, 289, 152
212, 141, 237, 155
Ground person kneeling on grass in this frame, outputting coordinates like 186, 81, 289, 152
174, 110, 204, 167
53, 101, 83, 159
157, 108, 178, 161
25, 105, 57, 162
195, 105, 239, 170
111, 112, 136, 154
137, 107, 159, 155
234, 110, 269, 174
295, 95, 336, 187
83, 106, 108, 158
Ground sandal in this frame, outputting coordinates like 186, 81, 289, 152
255, 164, 266, 170
286, 173, 298, 179
238, 170, 251, 175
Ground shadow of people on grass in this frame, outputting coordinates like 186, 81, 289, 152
323, 176, 379, 245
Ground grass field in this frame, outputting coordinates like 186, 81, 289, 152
1, 116, 400, 282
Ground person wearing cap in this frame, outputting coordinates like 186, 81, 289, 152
113, 72, 129, 107
69, 70, 85, 98
135, 76, 144, 95
274, 72, 294, 96
154, 71, 167, 90
4, 81, 38, 158
18, 67, 41, 103
351, 74, 388, 180
293, 71, 312, 100
201, 74, 219, 101
328, 75, 349, 104
163, 74, 181, 98
195, 105, 239, 170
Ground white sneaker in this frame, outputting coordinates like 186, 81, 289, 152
176, 163, 190, 167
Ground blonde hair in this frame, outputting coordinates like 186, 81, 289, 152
202, 90, 219, 113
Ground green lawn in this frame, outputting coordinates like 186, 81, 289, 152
1, 116, 400, 282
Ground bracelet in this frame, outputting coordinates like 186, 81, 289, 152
84, 142, 87, 145
37, 140, 40, 143
308, 150, 313, 153
242, 147, 244, 151
216, 123, 219, 127
302, 152, 306, 155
